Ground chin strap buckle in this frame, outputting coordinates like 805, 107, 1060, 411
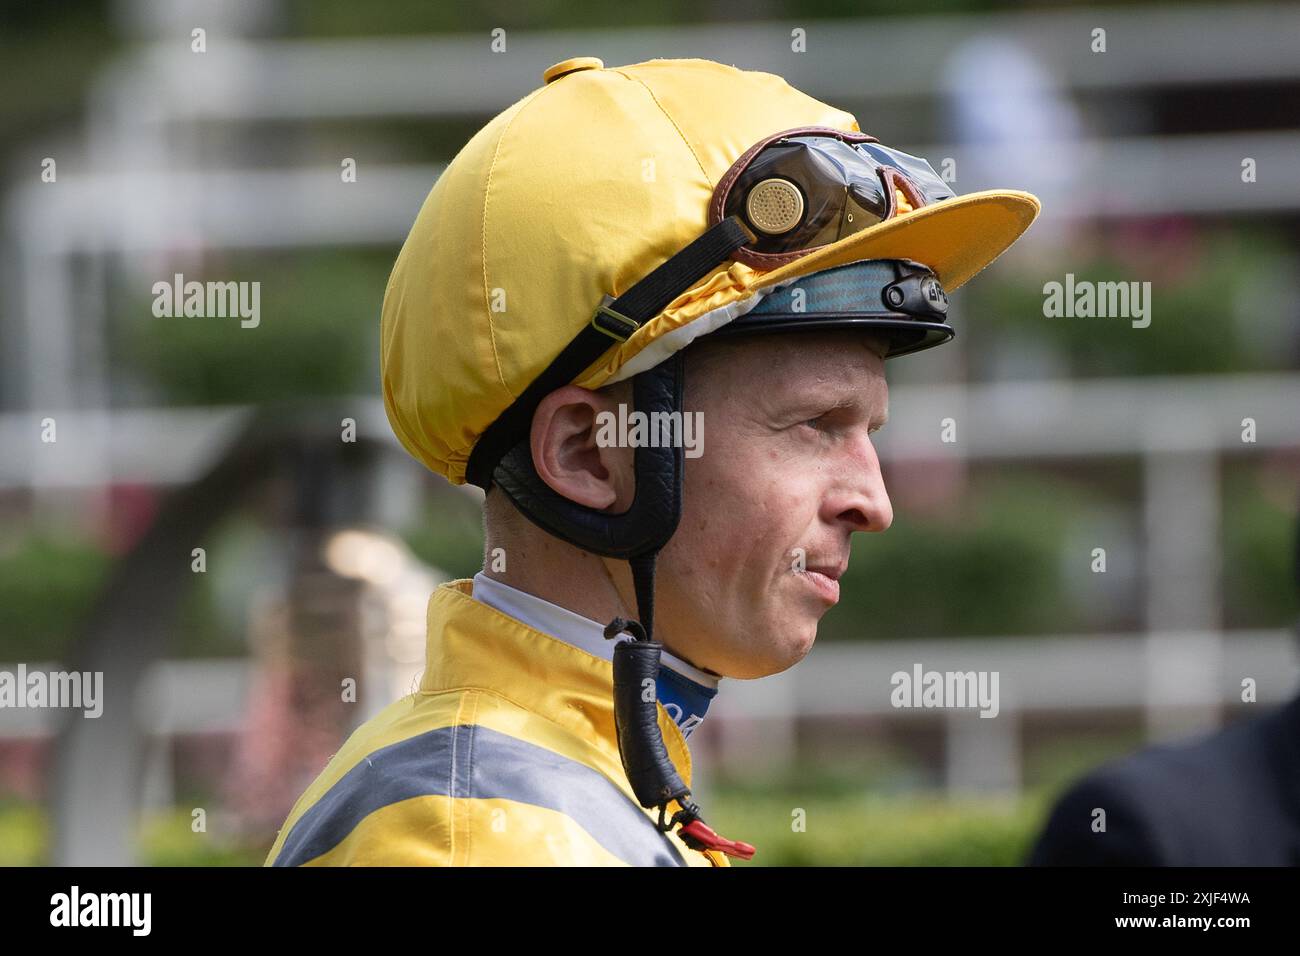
679, 819, 757, 861
602, 616, 648, 642
658, 799, 756, 861
591, 299, 641, 341
667, 803, 756, 861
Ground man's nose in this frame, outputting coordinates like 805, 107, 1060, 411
826, 435, 893, 533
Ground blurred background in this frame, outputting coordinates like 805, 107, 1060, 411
2, 0, 1298, 866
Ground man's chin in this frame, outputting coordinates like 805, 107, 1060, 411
729, 622, 818, 679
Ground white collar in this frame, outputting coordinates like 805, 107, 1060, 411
470, 572, 720, 690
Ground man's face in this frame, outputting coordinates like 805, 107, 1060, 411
654, 330, 894, 679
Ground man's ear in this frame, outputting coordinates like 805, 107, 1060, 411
529, 384, 635, 512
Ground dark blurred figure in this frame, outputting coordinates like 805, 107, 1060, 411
1028, 510, 1300, 866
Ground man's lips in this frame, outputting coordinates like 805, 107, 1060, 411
800, 562, 847, 605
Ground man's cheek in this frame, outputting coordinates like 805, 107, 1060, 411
758, 473, 817, 526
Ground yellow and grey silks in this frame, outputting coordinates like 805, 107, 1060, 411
264, 578, 728, 867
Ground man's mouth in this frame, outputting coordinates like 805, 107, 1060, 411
801, 562, 846, 605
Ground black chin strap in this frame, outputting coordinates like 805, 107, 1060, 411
601, 551, 755, 862
629, 551, 657, 640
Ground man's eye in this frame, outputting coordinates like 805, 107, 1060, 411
798, 413, 883, 436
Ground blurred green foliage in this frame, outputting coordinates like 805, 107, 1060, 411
121, 250, 390, 405
1222, 464, 1300, 629
0, 1, 115, 156
402, 496, 488, 581
965, 227, 1299, 379
0, 799, 45, 866
0, 517, 284, 661
0, 801, 266, 866
709, 729, 1156, 865
0, 787, 1051, 866
1023, 727, 1148, 791
0, 536, 109, 661
823, 472, 1093, 640
138, 810, 267, 867
712, 790, 1048, 866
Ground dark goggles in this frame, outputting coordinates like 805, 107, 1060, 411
709, 125, 955, 268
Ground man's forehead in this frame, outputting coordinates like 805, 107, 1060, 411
765, 335, 889, 380
694, 328, 891, 364
742, 339, 888, 407
684, 329, 890, 407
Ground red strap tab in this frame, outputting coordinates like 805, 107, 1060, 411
679, 819, 756, 861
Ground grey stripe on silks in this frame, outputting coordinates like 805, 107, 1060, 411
273, 722, 687, 867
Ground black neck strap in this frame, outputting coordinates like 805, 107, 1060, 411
466, 215, 754, 490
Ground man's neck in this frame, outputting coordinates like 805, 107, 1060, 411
469, 571, 720, 738
481, 529, 718, 678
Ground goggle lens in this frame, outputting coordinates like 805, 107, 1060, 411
718, 131, 954, 258
857, 141, 955, 206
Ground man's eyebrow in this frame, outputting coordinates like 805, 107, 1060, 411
780, 389, 889, 427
